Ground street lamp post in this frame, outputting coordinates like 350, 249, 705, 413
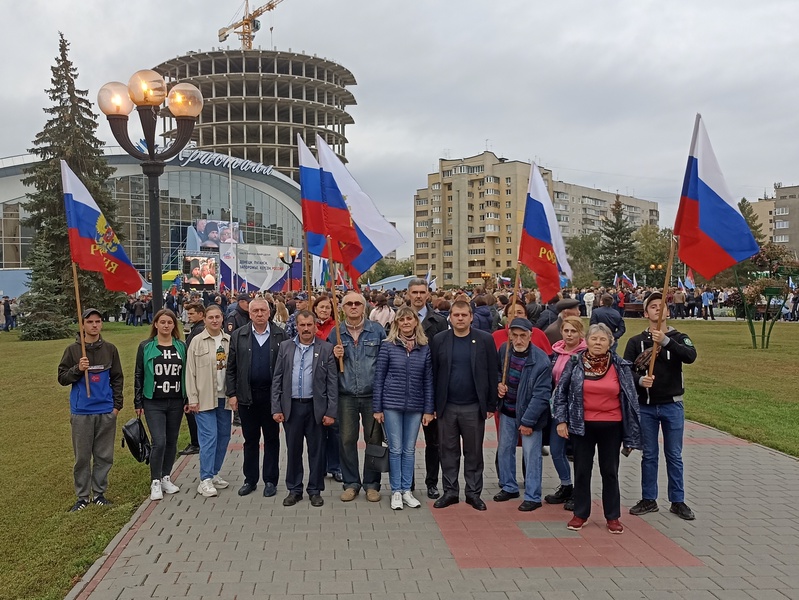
279, 248, 298, 291
481, 271, 493, 291
98, 71, 203, 312
649, 263, 664, 288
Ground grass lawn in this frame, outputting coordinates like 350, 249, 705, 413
1, 318, 797, 599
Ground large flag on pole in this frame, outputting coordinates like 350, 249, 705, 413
297, 135, 362, 272
685, 267, 696, 290
315, 135, 405, 277
622, 272, 634, 287
61, 160, 141, 294
518, 163, 572, 303
674, 114, 759, 279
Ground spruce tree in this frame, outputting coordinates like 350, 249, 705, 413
595, 195, 638, 285
738, 198, 766, 245
19, 33, 124, 340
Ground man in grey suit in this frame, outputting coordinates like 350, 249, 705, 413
272, 310, 338, 507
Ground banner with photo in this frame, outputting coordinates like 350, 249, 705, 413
186, 219, 243, 251
218, 243, 303, 293
183, 255, 218, 287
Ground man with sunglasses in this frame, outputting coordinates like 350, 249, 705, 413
330, 291, 387, 502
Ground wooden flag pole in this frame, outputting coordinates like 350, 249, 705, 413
303, 233, 313, 306
647, 236, 678, 377
71, 262, 91, 397
501, 260, 523, 385
326, 236, 344, 372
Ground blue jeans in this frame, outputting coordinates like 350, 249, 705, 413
549, 418, 572, 485
383, 410, 422, 493
195, 398, 232, 481
639, 402, 685, 502
497, 413, 543, 502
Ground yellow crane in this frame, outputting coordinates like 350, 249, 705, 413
218, 0, 287, 50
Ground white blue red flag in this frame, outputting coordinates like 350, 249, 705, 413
622, 272, 634, 287
674, 114, 759, 279
612, 273, 619, 287
677, 277, 685, 290
315, 135, 405, 278
61, 160, 141, 294
685, 267, 696, 290
789, 276, 795, 289
518, 163, 572, 303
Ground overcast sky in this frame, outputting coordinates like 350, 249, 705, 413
2, 0, 797, 258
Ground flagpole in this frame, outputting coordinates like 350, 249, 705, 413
326, 236, 344, 372
647, 237, 677, 377
501, 260, 523, 385
71, 262, 91, 397
303, 233, 312, 305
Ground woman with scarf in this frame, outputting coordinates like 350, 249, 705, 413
553, 323, 641, 534
372, 306, 435, 510
544, 315, 586, 511
313, 295, 337, 341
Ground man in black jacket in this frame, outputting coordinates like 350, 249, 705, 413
624, 292, 697, 521
225, 293, 251, 334
226, 297, 288, 497
408, 278, 449, 499
430, 300, 498, 511
590, 294, 626, 352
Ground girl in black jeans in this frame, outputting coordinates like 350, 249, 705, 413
135, 308, 187, 500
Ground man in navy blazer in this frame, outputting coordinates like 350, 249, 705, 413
430, 300, 499, 511
272, 310, 338, 507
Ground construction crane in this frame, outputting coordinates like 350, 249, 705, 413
218, 0, 286, 50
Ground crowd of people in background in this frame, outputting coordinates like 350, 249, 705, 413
59, 275, 716, 535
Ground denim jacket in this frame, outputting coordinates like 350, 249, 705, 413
552, 351, 641, 449
328, 320, 386, 397
497, 343, 553, 431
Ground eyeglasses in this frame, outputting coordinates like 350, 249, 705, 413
343, 301, 363, 307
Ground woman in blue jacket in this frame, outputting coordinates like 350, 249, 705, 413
373, 306, 435, 510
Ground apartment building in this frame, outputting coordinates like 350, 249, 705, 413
413, 151, 659, 286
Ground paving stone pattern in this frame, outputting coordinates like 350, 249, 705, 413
71, 421, 799, 600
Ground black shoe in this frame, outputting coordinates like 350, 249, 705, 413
92, 495, 113, 506
283, 494, 302, 507
232, 411, 241, 427
238, 482, 257, 496
69, 499, 89, 512
670, 502, 696, 521
427, 486, 440, 499
433, 494, 459, 509
310, 495, 324, 507
629, 499, 659, 516
466, 496, 487, 511
179, 444, 200, 456
493, 489, 520, 502
545, 484, 573, 504
518, 501, 542, 512
564, 498, 575, 511
263, 482, 277, 497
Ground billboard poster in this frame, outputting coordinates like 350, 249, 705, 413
218, 243, 303, 292
186, 220, 243, 251
183, 255, 218, 286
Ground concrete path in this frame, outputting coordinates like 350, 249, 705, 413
69, 420, 799, 600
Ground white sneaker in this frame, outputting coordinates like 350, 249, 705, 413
150, 479, 163, 501
402, 491, 421, 508
211, 475, 229, 489
197, 478, 218, 497
391, 491, 403, 510
161, 476, 180, 494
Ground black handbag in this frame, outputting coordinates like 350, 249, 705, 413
363, 420, 389, 473
121, 416, 151, 464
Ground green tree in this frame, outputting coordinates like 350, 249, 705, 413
565, 232, 601, 287
501, 264, 535, 289
632, 224, 672, 286
361, 258, 414, 284
739, 197, 766, 246
19, 33, 123, 340
596, 195, 637, 285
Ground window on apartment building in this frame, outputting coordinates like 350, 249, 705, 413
467, 215, 473, 221
442, 170, 452, 177
416, 232, 427, 238
479, 203, 485, 210
415, 198, 428, 205
431, 242, 437, 248
505, 189, 512, 195
774, 235, 789, 243
505, 177, 512, 185
432, 206, 441, 213
447, 218, 453, 224
468, 227, 474, 233
467, 203, 474, 210
775, 220, 790, 229
447, 229, 452, 235
444, 273, 453, 280
447, 206, 453, 213
495, 249, 501, 255
506, 236, 512, 243
431, 183, 441, 190
505, 201, 512, 208
506, 260, 512, 267
775, 207, 789, 215
448, 195, 453, 201
506, 225, 513, 232
505, 213, 512, 219
444, 250, 453, 257
416, 242, 428, 249
506, 248, 513, 254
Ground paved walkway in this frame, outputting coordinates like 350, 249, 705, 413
69, 420, 799, 600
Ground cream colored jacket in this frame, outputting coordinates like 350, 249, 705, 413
185, 329, 231, 412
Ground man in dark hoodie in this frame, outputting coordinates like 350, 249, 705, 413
58, 308, 124, 512
624, 292, 697, 521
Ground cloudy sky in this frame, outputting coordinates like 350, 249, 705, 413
2, 0, 797, 257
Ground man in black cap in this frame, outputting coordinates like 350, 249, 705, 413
225, 293, 251, 334
57, 308, 124, 511
544, 298, 581, 346
494, 318, 552, 512
624, 292, 697, 521
590, 294, 626, 352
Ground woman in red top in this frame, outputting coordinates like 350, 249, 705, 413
313, 295, 337, 342
553, 323, 641, 534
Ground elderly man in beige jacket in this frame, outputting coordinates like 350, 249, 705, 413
185, 304, 232, 497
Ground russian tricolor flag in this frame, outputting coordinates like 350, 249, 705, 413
518, 163, 572, 303
674, 114, 759, 279
61, 160, 141, 294
298, 135, 362, 277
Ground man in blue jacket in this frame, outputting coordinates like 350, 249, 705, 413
57, 308, 124, 512
495, 318, 553, 511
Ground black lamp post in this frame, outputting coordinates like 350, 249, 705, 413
649, 263, 664, 288
279, 248, 298, 292
98, 71, 203, 312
